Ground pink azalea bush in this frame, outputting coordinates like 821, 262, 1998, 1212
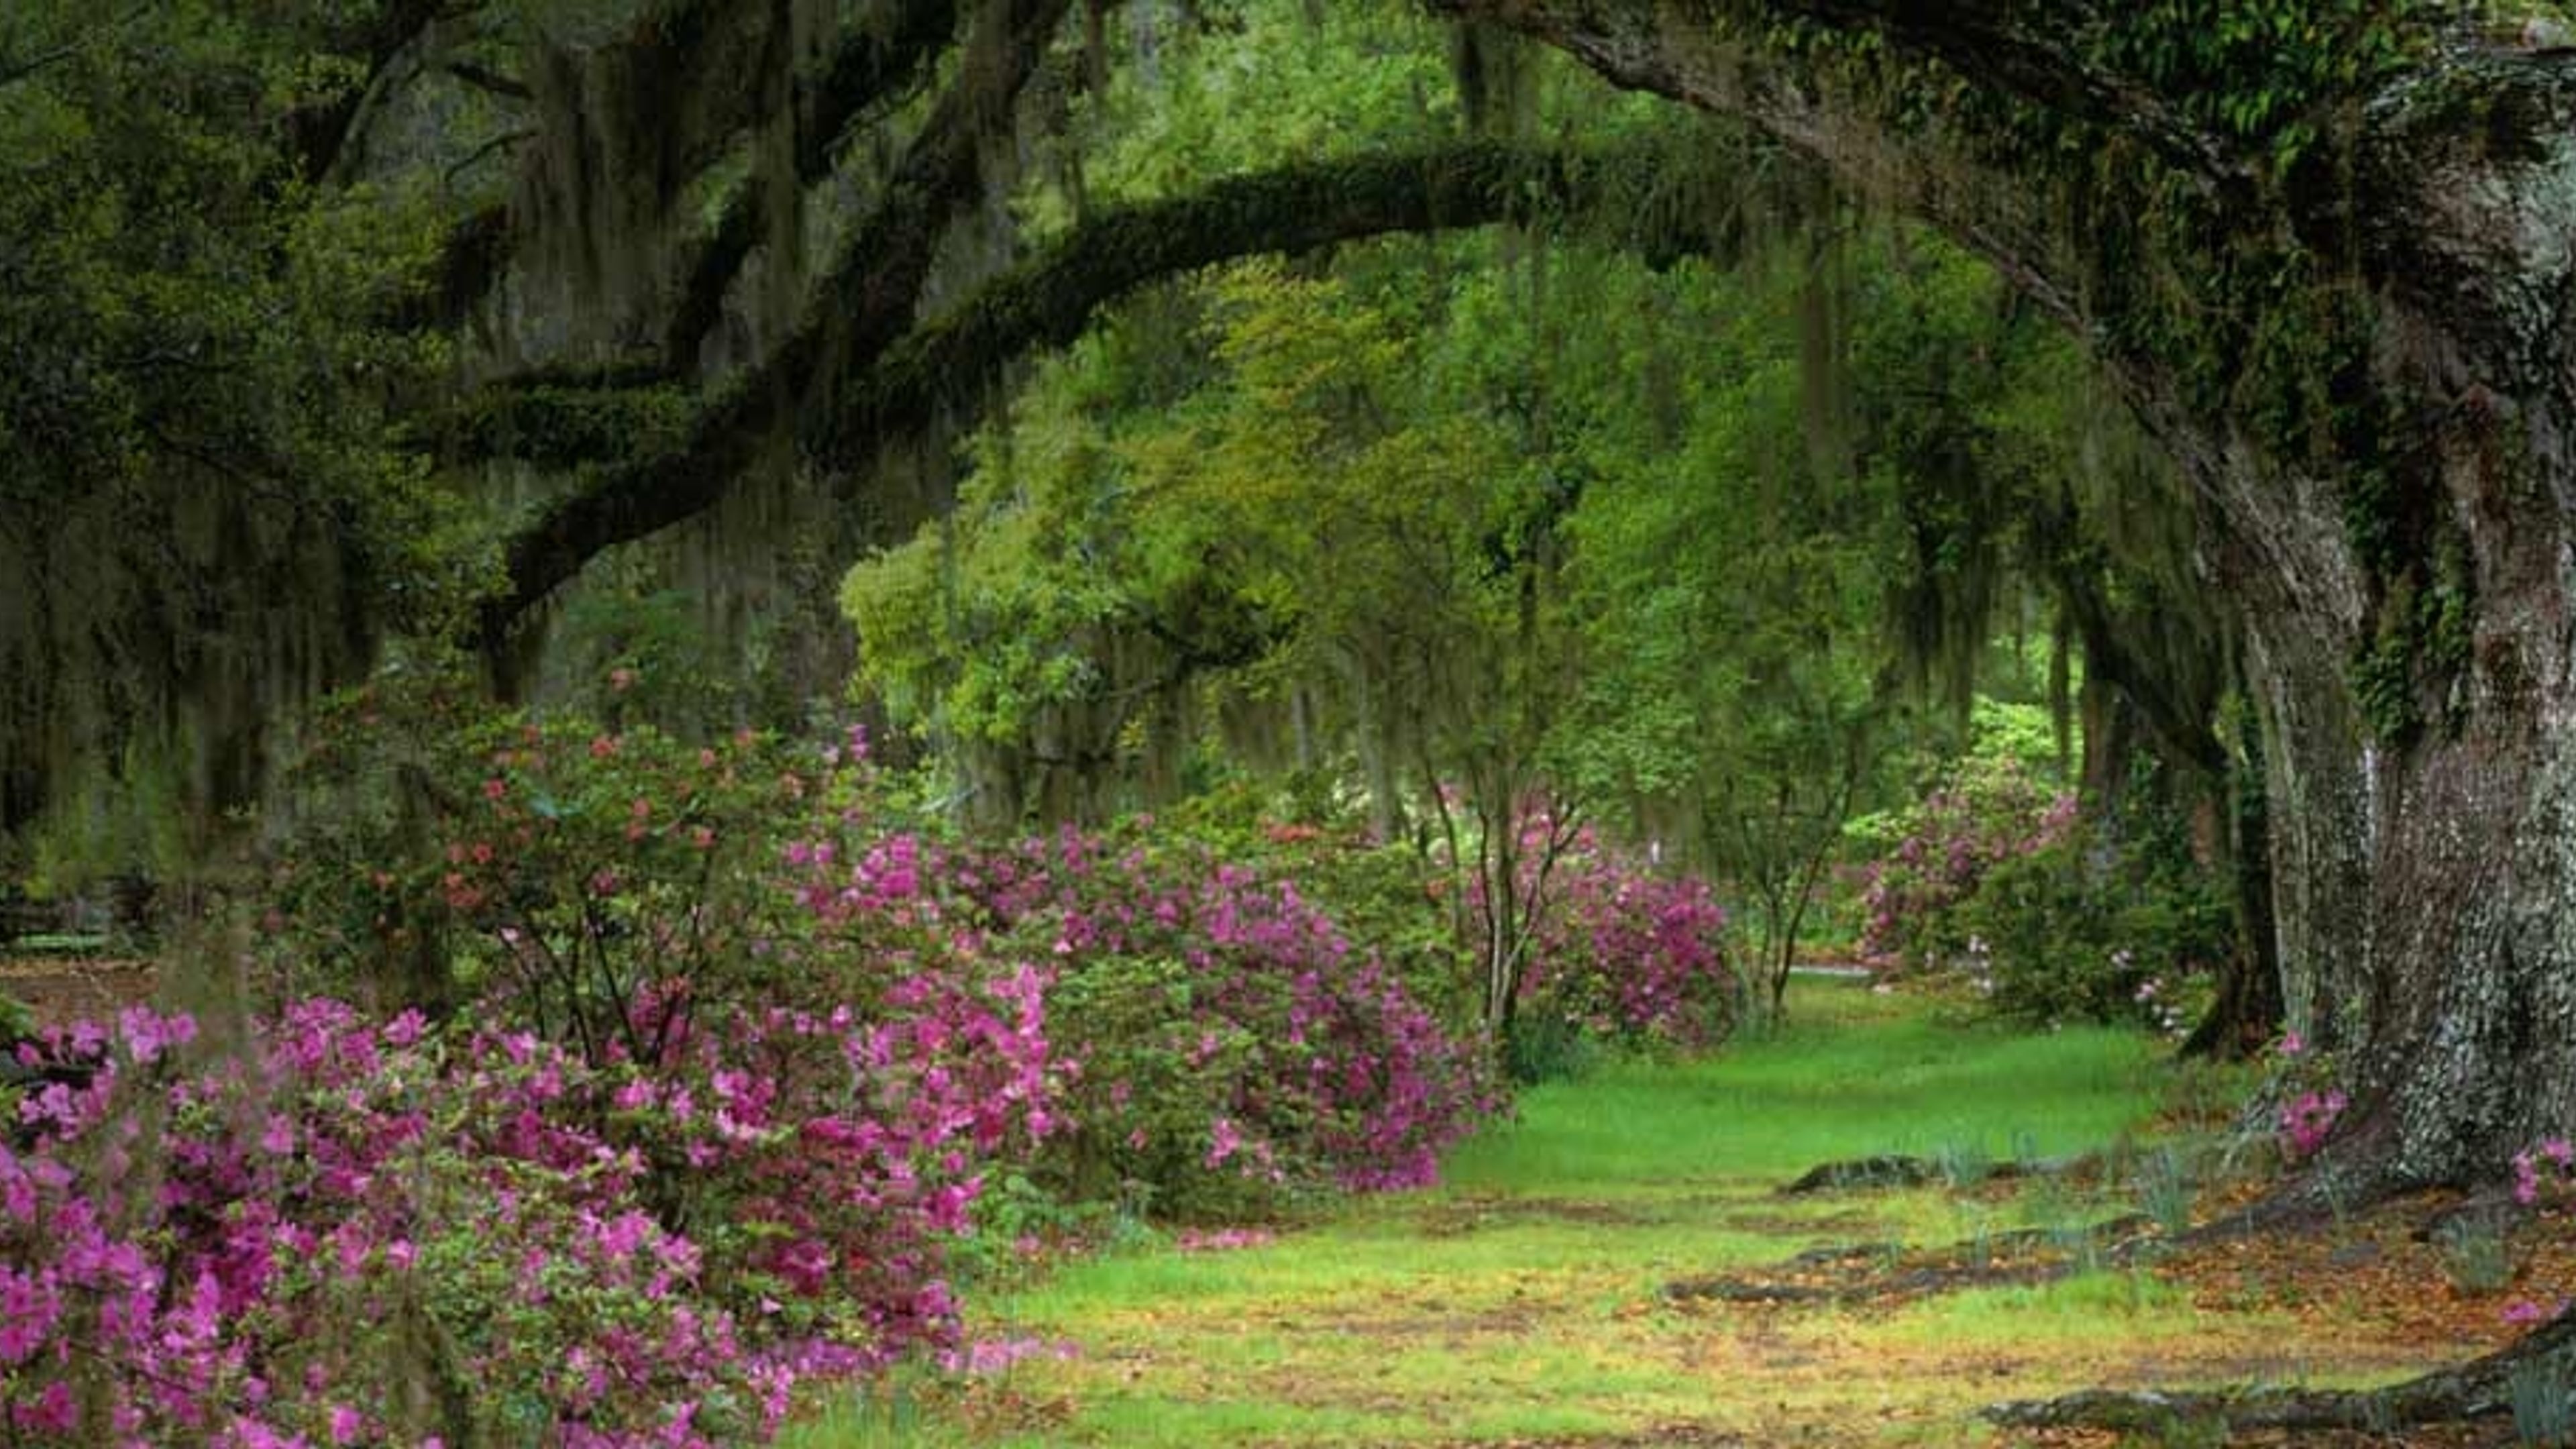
1, 969, 1053, 1444
5, 1000, 916, 1446
1505, 822, 1735, 1051
1849, 760, 2228, 1029
1850, 764, 2078, 972
945, 826, 1495, 1218
101, 694, 1509, 1438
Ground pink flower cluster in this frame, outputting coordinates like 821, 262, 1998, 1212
1852, 769, 2078, 970
1, 948, 1049, 1446
2277, 1088, 2348, 1159
2512, 1136, 2575, 1207
1496, 822, 1735, 1048
945, 827, 1495, 1211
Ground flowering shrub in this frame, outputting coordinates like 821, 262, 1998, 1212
7, 1006, 750, 1446
1507, 824, 1735, 1053
1, 955, 1054, 1446
946, 826, 1493, 1220
276, 710, 1057, 1294
211, 695, 1511, 1434
1851, 759, 2229, 1029
17, 700, 1077, 1444
1851, 763, 2077, 971
270, 691, 830, 1044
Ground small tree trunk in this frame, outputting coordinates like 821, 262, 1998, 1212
2183, 737, 2283, 1061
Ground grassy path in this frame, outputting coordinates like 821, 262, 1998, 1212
786, 985, 2523, 1447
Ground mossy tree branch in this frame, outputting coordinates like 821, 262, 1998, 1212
661, 0, 967, 368
472, 134, 1675, 655
474, 0, 1072, 662
400, 0, 969, 342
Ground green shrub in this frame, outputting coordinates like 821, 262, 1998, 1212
1945, 819, 2231, 1029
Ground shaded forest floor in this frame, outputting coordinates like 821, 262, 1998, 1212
786, 984, 2575, 1448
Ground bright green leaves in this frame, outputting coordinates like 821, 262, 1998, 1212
1036, 0, 1460, 227
842, 379, 1140, 751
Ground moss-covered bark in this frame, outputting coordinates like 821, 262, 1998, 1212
470, 135, 1666, 652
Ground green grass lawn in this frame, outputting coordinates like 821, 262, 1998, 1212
780, 983, 2427, 1448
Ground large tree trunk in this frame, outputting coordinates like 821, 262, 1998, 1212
1442, 1, 2576, 1191
2239, 59, 2576, 1190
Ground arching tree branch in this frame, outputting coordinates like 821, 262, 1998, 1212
472, 135, 1673, 654
474, 0, 1074, 660
1733, 0, 2249, 189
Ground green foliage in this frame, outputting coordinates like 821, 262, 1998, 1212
0, 0, 468, 865
2095, 1, 2418, 163
2135, 1144, 2198, 1236
1944, 803, 2233, 1031
1161, 783, 1471, 1020
1063, 1, 1462, 215
1037, 949, 1275, 1218
2433, 1214, 2516, 1295
1498, 1008, 1604, 1086
262, 661, 820, 1028
2511, 1352, 2576, 1446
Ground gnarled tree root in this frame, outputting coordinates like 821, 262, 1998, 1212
1780, 1152, 2067, 1194
1665, 1214, 2156, 1305
1985, 1312, 2576, 1434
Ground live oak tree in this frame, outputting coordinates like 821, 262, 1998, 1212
0, 0, 1654, 845
0, 3, 453, 863
1432, 1, 2576, 1209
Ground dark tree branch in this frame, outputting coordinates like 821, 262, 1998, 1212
1426, 0, 2102, 333
286, 0, 451, 184
472, 136, 1665, 653
398, 203, 510, 333
442, 127, 534, 187
407, 0, 926, 338
802, 0, 966, 169
443, 58, 532, 101
662, 0, 966, 369
0, 5, 149, 91
475, 0, 1074, 661
820, 140, 1644, 462
1987, 1309, 2576, 1435
1739, 0, 2249, 189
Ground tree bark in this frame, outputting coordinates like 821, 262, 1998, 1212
1440, 0, 2576, 1191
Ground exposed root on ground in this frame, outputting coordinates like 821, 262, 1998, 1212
1664, 1214, 2157, 1305
1985, 1312, 2576, 1434
1779, 1152, 2062, 1195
